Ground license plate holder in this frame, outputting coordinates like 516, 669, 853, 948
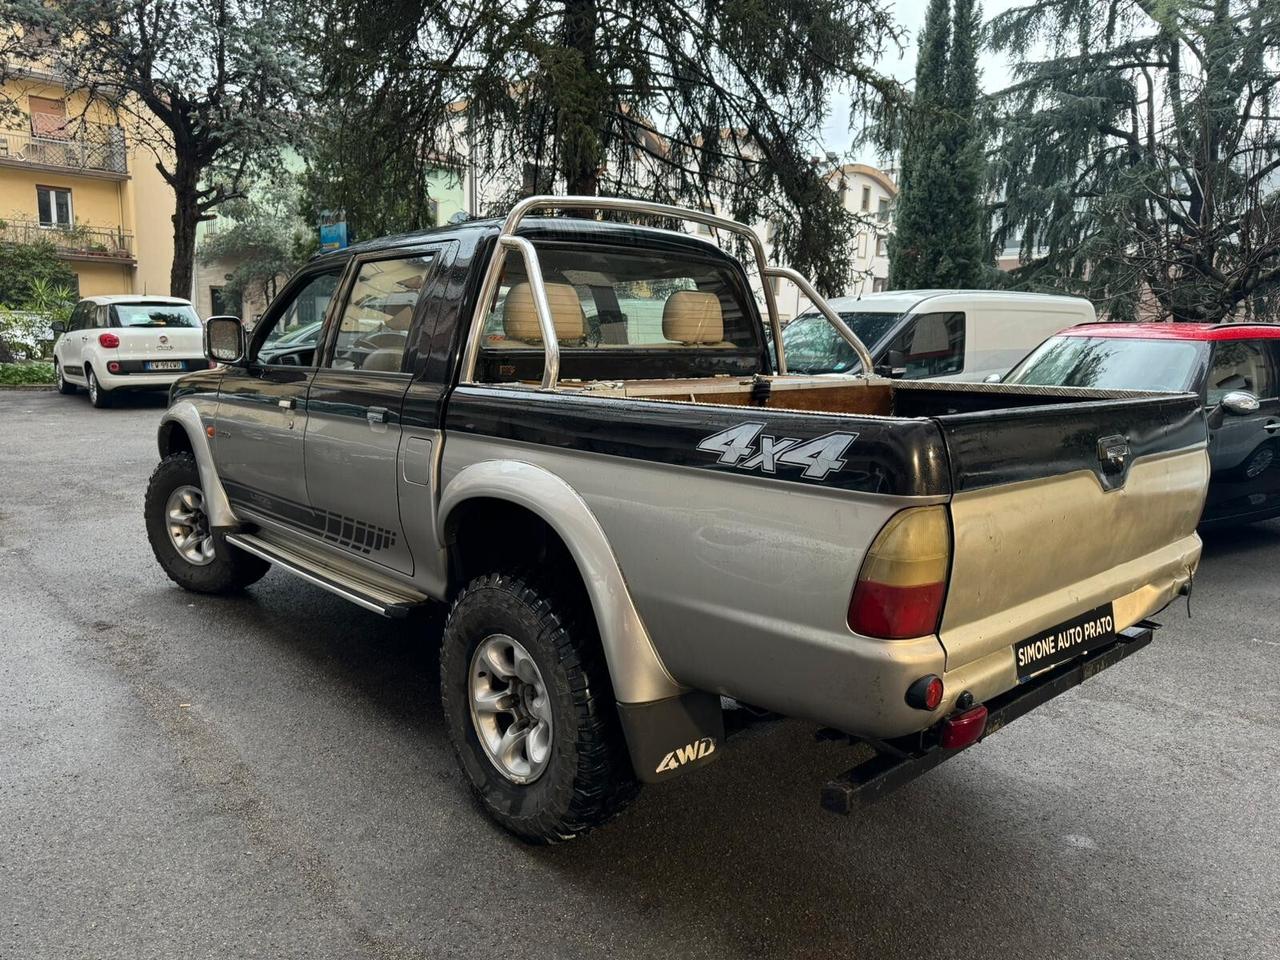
145, 360, 184, 371
1014, 603, 1116, 681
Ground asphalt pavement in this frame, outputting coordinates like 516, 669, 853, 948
2, 388, 1278, 960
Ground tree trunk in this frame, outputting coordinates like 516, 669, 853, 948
560, 0, 602, 196
168, 153, 201, 298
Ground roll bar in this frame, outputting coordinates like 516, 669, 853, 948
459, 195, 876, 390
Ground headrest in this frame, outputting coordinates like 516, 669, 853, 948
503, 282, 585, 342
662, 290, 724, 344
361, 347, 403, 372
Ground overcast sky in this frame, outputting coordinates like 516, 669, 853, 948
820, 0, 1023, 164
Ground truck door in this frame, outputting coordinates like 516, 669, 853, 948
214, 265, 344, 525
302, 247, 443, 577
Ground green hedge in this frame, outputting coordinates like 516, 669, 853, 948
0, 362, 55, 385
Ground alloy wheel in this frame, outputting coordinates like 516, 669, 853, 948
165, 484, 216, 566
468, 633, 554, 784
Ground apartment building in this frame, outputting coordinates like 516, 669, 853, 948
0, 58, 173, 298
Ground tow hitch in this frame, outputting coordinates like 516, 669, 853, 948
820, 621, 1157, 815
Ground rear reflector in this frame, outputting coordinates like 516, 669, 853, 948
939, 705, 988, 749
107, 361, 121, 373
906, 674, 944, 711
98, 332, 120, 348
848, 506, 951, 639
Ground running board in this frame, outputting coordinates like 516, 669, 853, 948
224, 532, 428, 618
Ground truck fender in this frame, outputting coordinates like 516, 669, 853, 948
437, 460, 682, 707
157, 401, 237, 530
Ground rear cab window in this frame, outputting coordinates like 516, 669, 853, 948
476, 241, 764, 383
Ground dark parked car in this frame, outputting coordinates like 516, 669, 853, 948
1003, 322, 1280, 525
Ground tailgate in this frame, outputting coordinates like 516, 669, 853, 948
936, 393, 1207, 671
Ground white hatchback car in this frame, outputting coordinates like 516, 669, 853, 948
52, 296, 209, 407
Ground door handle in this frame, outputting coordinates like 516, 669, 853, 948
367, 406, 388, 424
1265, 421, 1279, 434
278, 398, 295, 410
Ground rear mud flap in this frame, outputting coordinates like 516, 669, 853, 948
617, 691, 725, 784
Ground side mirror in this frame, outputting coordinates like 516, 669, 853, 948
51, 320, 67, 335
1222, 390, 1260, 416
204, 315, 246, 365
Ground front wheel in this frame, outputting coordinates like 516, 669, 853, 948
86, 365, 111, 408
440, 572, 638, 843
144, 452, 270, 593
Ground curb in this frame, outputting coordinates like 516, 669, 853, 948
0, 384, 56, 391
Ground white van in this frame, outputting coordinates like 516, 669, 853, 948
779, 290, 1096, 381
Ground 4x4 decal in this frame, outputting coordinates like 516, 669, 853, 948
696, 422, 858, 480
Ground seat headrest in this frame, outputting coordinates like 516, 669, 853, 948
662, 290, 724, 344
503, 282, 585, 342
361, 346, 403, 372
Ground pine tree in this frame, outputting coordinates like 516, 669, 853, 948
888, 0, 988, 290
305, 0, 907, 296
990, 0, 1280, 321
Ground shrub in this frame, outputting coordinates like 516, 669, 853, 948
0, 361, 55, 385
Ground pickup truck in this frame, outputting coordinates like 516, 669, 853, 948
145, 196, 1208, 842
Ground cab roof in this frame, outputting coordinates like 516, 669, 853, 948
1060, 321, 1280, 342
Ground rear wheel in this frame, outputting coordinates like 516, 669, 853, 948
440, 571, 638, 843
54, 361, 76, 395
86, 365, 111, 408
145, 452, 270, 593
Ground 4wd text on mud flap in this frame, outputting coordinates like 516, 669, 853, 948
656, 737, 716, 773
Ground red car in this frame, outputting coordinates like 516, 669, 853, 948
1004, 322, 1280, 526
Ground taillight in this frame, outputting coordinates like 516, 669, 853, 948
848, 506, 950, 639
98, 332, 120, 348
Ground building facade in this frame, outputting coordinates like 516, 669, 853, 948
0, 58, 173, 299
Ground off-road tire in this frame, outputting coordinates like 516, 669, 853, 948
86, 365, 111, 408
54, 361, 76, 395
144, 452, 270, 594
440, 571, 639, 843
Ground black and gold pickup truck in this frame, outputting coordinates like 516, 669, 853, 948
144, 196, 1207, 842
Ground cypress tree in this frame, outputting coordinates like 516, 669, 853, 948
889, 0, 987, 290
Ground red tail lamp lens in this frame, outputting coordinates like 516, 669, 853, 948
107, 361, 121, 373
98, 332, 120, 348
939, 705, 989, 749
848, 506, 950, 639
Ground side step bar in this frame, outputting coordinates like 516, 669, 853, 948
820, 622, 1157, 815
225, 532, 429, 618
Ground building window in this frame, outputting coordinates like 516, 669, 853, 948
427, 197, 440, 225
878, 198, 890, 222
876, 236, 887, 257
210, 286, 237, 318
28, 96, 68, 138
872, 277, 886, 293
861, 186, 871, 212
37, 186, 73, 227
857, 232, 867, 256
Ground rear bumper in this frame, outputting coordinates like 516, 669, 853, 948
821, 620, 1155, 814
98, 361, 207, 390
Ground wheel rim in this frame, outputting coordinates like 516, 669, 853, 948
88, 370, 98, 402
468, 634, 554, 784
1246, 448, 1274, 479
165, 484, 216, 566
56, 363, 64, 389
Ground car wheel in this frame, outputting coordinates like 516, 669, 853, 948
144, 452, 270, 593
54, 360, 76, 395
440, 571, 638, 843
86, 365, 111, 408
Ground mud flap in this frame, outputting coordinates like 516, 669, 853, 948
617, 690, 725, 784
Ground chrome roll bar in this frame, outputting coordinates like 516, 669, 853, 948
459, 194, 875, 390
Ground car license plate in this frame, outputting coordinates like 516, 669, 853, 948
1014, 603, 1116, 680
145, 360, 184, 371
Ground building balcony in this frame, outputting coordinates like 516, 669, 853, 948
0, 218, 135, 263
0, 122, 129, 178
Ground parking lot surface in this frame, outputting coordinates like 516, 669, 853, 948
2, 389, 1278, 960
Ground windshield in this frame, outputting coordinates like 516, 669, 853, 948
110, 303, 199, 328
1004, 335, 1205, 392
780, 310, 901, 374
